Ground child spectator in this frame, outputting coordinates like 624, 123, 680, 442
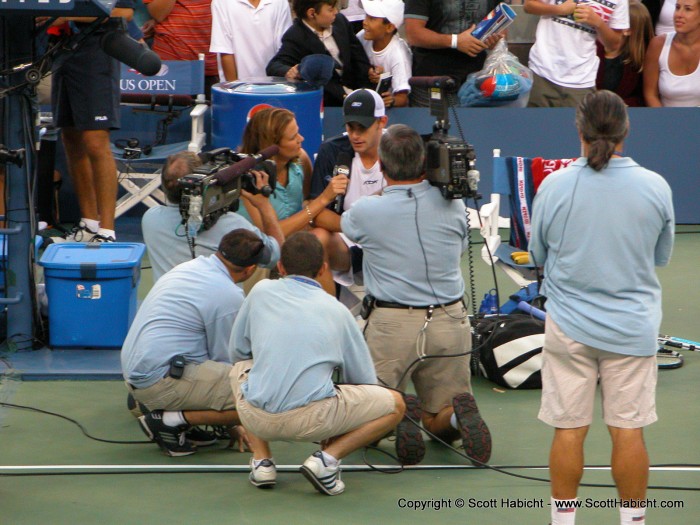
210, 0, 292, 82
596, 0, 654, 106
357, 0, 412, 108
266, 0, 373, 106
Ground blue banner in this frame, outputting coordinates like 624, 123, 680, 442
120, 60, 204, 95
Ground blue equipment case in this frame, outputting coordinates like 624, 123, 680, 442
39, 243, 145, 348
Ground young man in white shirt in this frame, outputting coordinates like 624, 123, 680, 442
525, 0, 630, 106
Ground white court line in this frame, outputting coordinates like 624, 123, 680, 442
1, 465, 699, 472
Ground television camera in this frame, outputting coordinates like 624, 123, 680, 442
177, 145, 278, 234
410, 76, 480, 200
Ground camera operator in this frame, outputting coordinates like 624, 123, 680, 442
122, 228, 270, 457
340, 124, 492, 466
142, 151, 283, 282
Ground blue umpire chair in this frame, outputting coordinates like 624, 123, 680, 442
111, 57, 208, 218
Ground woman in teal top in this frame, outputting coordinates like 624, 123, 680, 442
238, 107, 345, 236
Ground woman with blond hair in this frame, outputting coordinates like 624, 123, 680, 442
643, 0, 700, 106
238, 107, 347, 237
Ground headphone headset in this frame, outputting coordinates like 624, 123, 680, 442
114, 137, 152, 156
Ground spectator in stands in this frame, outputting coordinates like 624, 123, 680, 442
596, 0, 654, 106
529, 90, 674, 525
308, 89, 388, 294
210, 0, 292, 82
404, 0, 503, 107
643, 0, 700, 106
228, 231, 405, 495
143, 0, 219, 96
266, 0, 373, 106
141, 151, 283, 282
341, 124, 492, 466
123, 229, 268, 457
48, 1, 135, 243
357, 0, 412, 108
237, 107, 348, 241
525, 0, 629, 107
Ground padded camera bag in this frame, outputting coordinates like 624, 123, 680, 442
472, 314, 545, 389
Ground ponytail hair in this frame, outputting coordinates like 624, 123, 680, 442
575, 90, 629, 171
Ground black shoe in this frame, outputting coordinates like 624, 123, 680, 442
126, 393, 148, 419
452, 392, 492, 466
138, 410, 196, 457
185, 427, 218, 447
395, 394, 426, 465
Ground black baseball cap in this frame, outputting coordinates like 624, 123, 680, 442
343, 89, 386, 128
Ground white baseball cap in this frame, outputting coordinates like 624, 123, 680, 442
361, 0, 405, 28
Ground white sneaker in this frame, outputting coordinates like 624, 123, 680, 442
300, 451, 344, 495
249, 458, 276, 488
53, 221, 98, 243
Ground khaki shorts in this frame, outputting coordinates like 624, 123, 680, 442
364, 302, 472, 414
527, 72, 595, 108
538, 318, 657, 429
230, 360, 396, 442
127, 360, 235, 412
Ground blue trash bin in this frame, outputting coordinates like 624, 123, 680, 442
211, 77, 324, 159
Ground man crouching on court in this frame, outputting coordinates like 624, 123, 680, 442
228, 232, 405, 495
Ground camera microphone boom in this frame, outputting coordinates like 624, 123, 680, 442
332, 151, 353, 214
213, 145, 280, 189
100, 29, 162, 76
408, 76, 457, 91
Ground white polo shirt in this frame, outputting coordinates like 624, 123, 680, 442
210, 0, 292, 81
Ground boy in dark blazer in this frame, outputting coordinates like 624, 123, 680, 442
267, 0, 373, 106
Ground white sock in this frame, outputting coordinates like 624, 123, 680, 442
321, 450, 339, 467
162, 411, 187, 427
97, 228, 115, 240
620, 506, 645, 525
551, 498, 577, 525
450, 412, 458, 429
82, 218, 100, 232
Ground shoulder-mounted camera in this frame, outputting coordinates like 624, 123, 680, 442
178, 147, 277, 232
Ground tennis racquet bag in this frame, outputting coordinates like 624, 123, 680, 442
472, 314, 545, 389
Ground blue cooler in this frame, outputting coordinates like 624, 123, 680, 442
39, 243, 146, 348
211, 78, 323, 158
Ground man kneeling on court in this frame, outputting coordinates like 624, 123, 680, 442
228, 232, 405, 495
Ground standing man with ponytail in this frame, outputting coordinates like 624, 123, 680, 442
529, 90, 675, 525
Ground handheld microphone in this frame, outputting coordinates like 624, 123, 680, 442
100, 29, 162, 76
408, 76, 457, 92
213, 145, 280, 188
332, 151, 353, 214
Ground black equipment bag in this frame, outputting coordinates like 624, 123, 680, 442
472, 314, 545, 389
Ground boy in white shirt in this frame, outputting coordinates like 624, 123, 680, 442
357, 0, 412, 108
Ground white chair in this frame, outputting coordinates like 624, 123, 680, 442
112, 57, 208, 218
